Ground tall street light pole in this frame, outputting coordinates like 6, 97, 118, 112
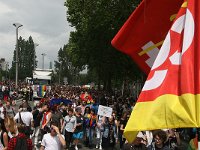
59, 62, 62, 84
13, 23, 23, 90
33, 43, 39, 70
41, 53, 46, 69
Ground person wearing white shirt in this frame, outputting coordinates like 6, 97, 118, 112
14, 103, 34, 137
40, 122, 66, 150
61, 108, 76, 149
14, 109, 33, 126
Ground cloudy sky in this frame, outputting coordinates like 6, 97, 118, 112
0, 0, 73, 69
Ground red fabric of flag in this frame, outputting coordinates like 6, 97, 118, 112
124, 0, 200, 142
112, 0, 183, 74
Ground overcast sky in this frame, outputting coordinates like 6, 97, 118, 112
0, 0, 73, 69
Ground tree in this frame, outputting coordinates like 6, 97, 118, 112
54, 44, 80, 84
10, 36, 36, 80
64, 0, 142, 91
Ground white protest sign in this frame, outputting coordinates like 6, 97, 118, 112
97, 105, 113, 118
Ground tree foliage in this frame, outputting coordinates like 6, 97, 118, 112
54, 44, 80, 84
58, 0, 143, 90
10, 36, 36, 80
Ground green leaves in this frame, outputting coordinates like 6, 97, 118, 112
63, 0, 142, 90
10, 36, 35, 80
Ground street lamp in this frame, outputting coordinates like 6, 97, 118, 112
41, 53, 46, 69
33, 43, 39, 70
13, 23, 23, 90
59, 62, 62, 84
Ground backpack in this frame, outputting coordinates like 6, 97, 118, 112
14, 137, 28, 150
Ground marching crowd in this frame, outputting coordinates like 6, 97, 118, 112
0, 83, 198, 150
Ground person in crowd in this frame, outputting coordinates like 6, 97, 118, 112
3, 87, 9, 102
119, 112, 129, 149
102, 116, 117, 150
19, 100, 32, 112
0, 100, 5, 124
14, 102, 33, 137
78, 101, 86, 116
10, 90, 18, 106
66, 103, 73, 113
123, 132, 147, 150
24, 88, 29, 102
148, 130, 170, 150
40, 122, 66, 150
26, 102, 32, 112
4, 117, 17, 139
61, 108, 76, 149
166, 129, 181, 150
0, 123, 9, 150
177, 128, 195, 149
112, 111, 119, 140
29, 87, 33, 101
7, 123, 33, 150
73, 107, 84, 150
144, 131, 154, 147
83, 106, 90, 144
4, 101, 15, 118
40, 103, 52, 141
85, 108, 97, 148
187, 132, 198, 150
32, 103, 43, 148
84, 107, 91, 117
59, 104, 68, 118
51, 105, 63, 129
90, 99, 98, 114
96, 115, 105, 150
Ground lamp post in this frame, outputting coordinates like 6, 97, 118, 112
33, 43, 39, 70
41, 53, 46, 69
13, 23, 23, 90
59, 62, 62, 84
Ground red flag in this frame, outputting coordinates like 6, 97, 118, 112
124, 0, 200, 142
112, 0, 183, 74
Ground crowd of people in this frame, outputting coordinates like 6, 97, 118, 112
0, 82, 198, 150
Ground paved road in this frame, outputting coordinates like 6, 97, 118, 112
14, 100, 120, 150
